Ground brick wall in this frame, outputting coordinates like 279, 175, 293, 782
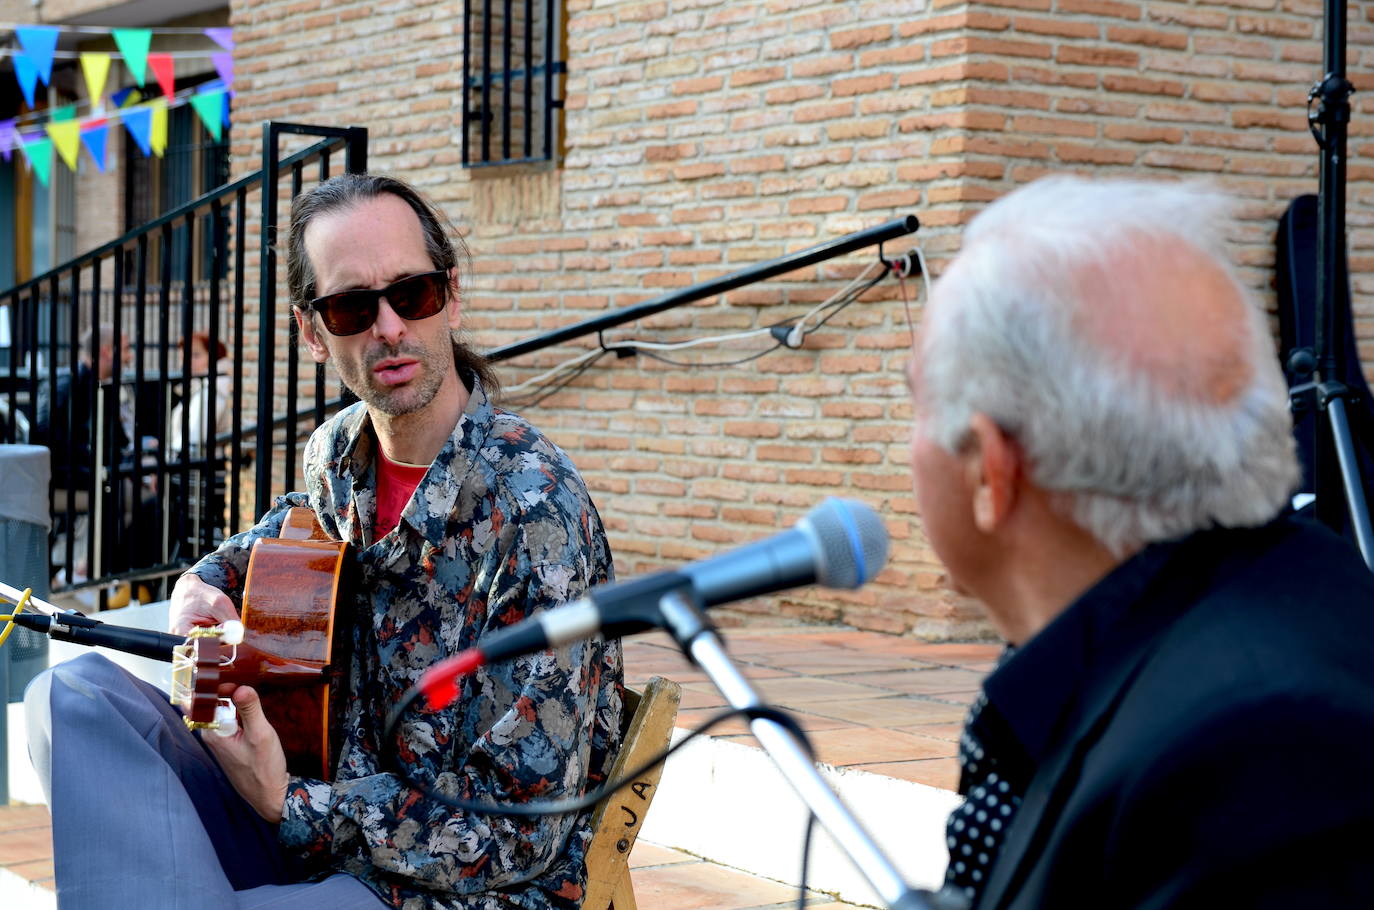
226, 0, 1373, 639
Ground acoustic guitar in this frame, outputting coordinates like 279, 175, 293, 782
176, 506, 354, 780
1, 506, 353, 781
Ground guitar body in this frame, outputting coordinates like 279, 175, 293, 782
236, 507, 354, 780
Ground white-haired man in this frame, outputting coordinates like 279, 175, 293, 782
908, 176, 1374, 909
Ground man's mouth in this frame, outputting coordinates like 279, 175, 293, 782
372, 358, 420, 387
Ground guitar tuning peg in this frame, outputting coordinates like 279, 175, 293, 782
212, 701, 239, 737
220, 620, 245, 646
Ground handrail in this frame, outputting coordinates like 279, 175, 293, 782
1, 136, 347, 299
485, 216, 919, 363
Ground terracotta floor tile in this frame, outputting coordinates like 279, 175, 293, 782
0, 806, 51, 830
744, 648, 938, 676
798, 727, 955, 766
851, 757, 963, 791
802, 696, 969, 729
896, 722, 965, 742
8, 857, 55, 883
745, 676, 890, 705
842, 667, 987, 697
0, 826, 57, 865
629, 840, 697, 868
675, 707, 857, 738
678, 688, 732, 710
630, 858, 802, 909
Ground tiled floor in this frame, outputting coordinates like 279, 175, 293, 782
626, 626, 998, 792
1, 626, 999, 907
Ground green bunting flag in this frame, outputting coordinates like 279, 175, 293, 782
111, 28, 153, 87
189, 90, 226, 141
21, 135, 53, 186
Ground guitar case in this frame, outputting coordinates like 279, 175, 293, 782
1275, 194, 1374, 542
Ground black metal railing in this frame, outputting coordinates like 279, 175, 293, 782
1, 123, 368, 599
463, 0, 565, 166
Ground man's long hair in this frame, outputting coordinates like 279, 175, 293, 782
286, 173, 499, 395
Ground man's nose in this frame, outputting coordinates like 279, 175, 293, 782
371, 296, 407, 344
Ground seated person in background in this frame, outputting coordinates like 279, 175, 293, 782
26, 173, 624, 910
906, 176, 1374, 908
167, 331, 236, 556
33, 323, 154, 580
34, 323, 128, 494
169, 331, 234, 458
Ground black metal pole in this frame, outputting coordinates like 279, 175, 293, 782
485, 216, 919, 363
1307, 0, 1372, 567
255, 123, 281, 520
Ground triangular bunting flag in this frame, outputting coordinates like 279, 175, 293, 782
112, 28, 153, 87
211, 52, 235, 95
14, 53, 40, 108
15, 26, 59, 86
223, 92, 232, 129
0, 120, 17, 163
80, 121, 110, 172
80, 52, 112, 105
121, 105, 153, 156
50, 105, 76, 122
204, 28, 235, 51
46, 120, 82, 172
148, 53, 175, 99
190, 89, 225, 142
21, 135, 52, 187
150, 99, 169, 157
111, 87, 142, 109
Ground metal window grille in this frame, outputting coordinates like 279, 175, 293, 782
463, 0, 566, 167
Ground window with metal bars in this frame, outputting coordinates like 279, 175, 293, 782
463, 0, 566, 167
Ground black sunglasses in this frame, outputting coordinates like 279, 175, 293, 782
307, 270, 449, 336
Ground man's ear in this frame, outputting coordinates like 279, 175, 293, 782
294, 306, 331, 364
965, 412, 1021, 534
446, 268, 462, 331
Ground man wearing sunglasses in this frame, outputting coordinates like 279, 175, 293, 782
27, 174, 623, 910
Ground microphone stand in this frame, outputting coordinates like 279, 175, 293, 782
1302, 0, 1374, 567
656, 591, 946, 910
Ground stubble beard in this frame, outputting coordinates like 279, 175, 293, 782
337, 337, 453, 418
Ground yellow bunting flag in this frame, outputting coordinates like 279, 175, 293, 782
46, 119, 82, 171
149, 98, 168, 157
79, 53, 112, 106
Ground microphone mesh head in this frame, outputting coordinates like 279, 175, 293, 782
803, 498, 889, 589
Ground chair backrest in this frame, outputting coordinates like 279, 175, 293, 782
582, 674, 682, 910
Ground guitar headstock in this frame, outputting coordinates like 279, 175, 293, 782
171, 621, 246, 737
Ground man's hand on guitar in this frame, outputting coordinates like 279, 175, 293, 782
170, 573, 238, 636
202, 685, 290, 824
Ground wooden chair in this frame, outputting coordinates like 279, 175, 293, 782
582, 675, 683, 910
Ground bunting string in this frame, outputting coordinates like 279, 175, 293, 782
0, 25, 233, 181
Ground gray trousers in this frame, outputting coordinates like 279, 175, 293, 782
25, 652, 387, 910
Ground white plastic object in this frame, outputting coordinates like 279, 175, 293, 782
212, 701, 239, 737
219, 620, 245, 646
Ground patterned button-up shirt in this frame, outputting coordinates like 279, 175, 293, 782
191, 380, 623, 909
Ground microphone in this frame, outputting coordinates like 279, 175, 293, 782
417, 497, 889, 708
11, 610, 190, 661
9, 609, 244, 662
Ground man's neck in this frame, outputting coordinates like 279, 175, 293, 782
983, 509, 1126, 647
371, 369, 470, 466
